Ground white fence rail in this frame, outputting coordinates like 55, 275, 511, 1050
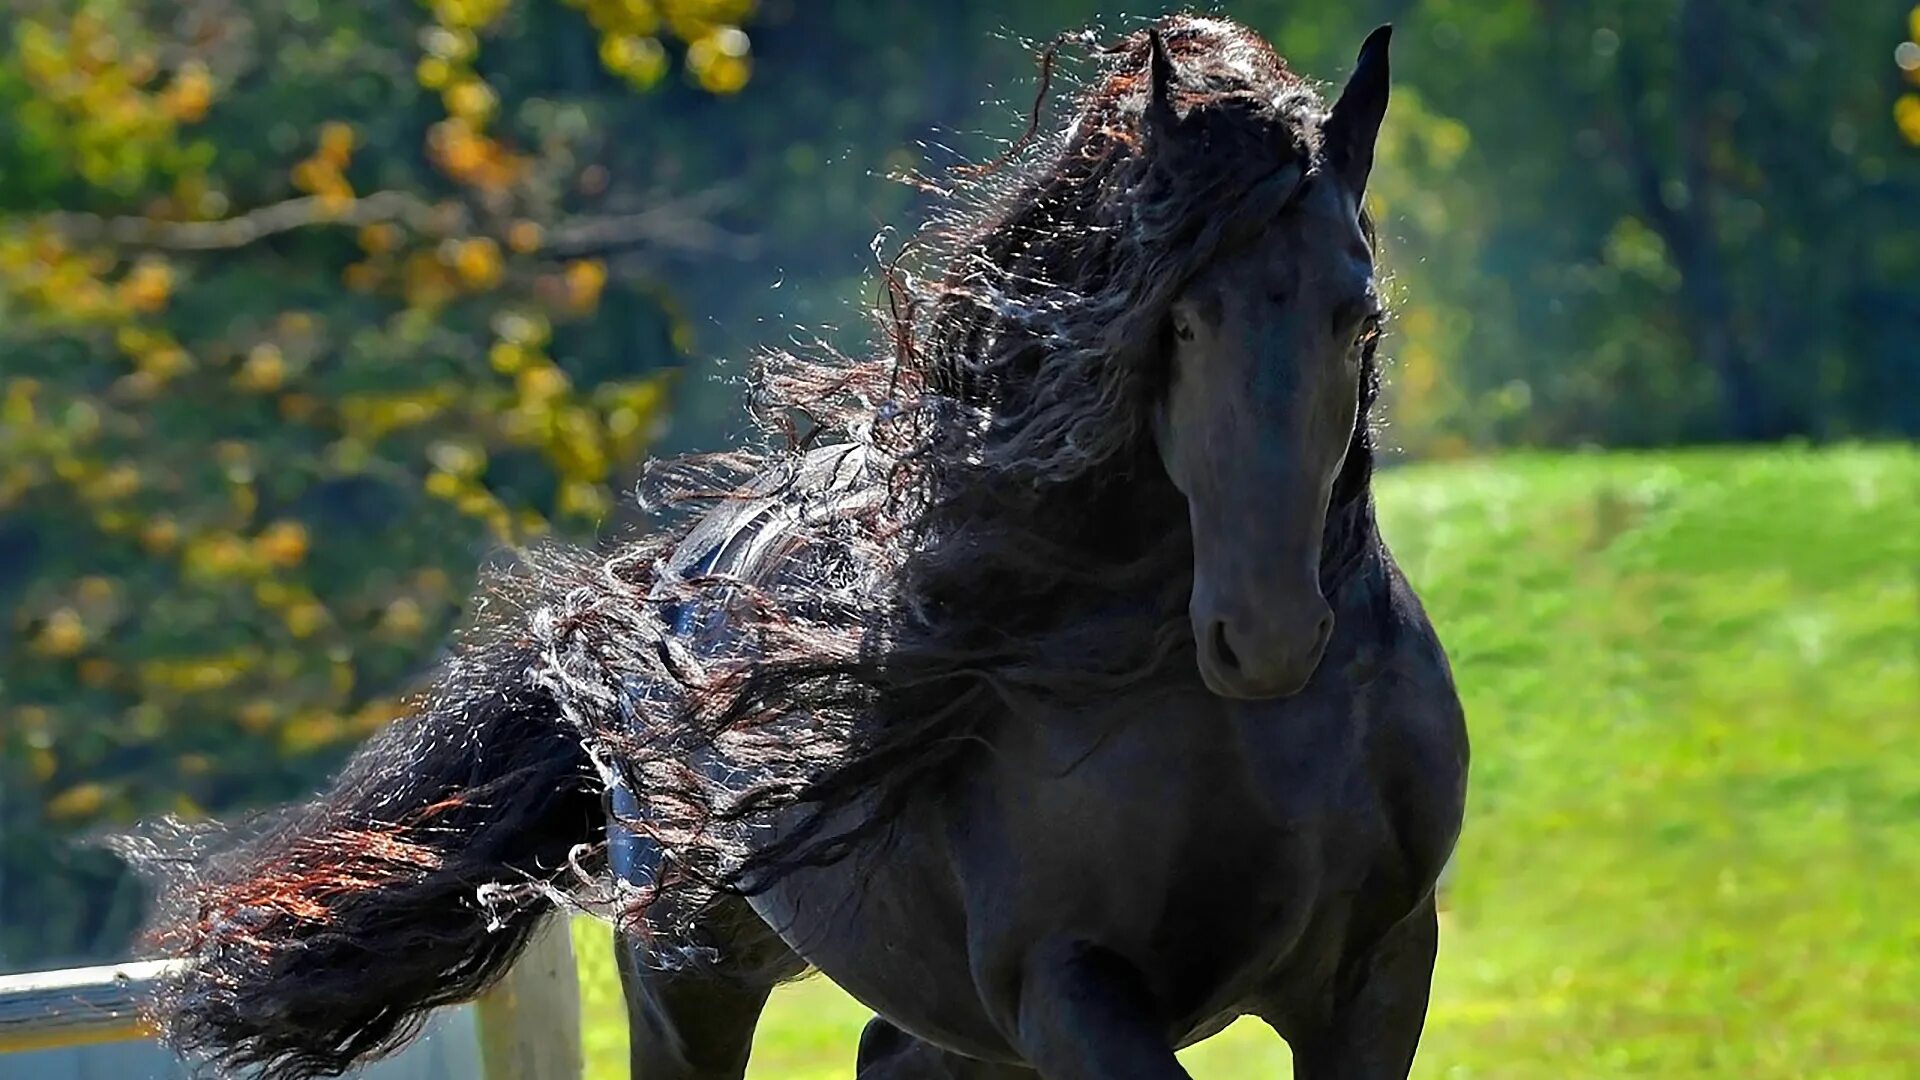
0, 917, 582, 1080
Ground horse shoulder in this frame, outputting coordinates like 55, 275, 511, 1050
1361, 555, 1470, 898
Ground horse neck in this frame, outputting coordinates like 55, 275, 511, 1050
908, 458, 1191, 627
1320, 439, 1380, 593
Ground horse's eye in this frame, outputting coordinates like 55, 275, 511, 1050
1349, 314, 1382, 359
1171, 312, 1195, 343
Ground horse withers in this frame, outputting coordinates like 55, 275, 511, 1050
122, 16, 1468, 1080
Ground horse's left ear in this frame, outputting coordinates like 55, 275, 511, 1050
1144, 28, 1180, 146
1323, 24, 1391, 198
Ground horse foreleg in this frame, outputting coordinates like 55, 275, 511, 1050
1003, 940, 1192, 1079
1272, 896, 1439, 1080
855, 1016, 1038, 1079
615, 919, 791, 1080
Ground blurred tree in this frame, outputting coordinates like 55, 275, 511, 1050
1238, 0, 1920, 446
0, 0, 755, 965
648, 2, 1920, 453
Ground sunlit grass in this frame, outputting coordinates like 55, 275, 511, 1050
572, 445, 1919, 1078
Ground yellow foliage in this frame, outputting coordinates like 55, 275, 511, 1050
111, 370, 162, 401
1897, 93, 1920, 147
34, 608, 88, 658
358, 222, 402, 255
428, 439, 486, 476
429, 118, 486, 174
256, 520, 310, 567
403, 249, 457, 308
417, 55, 453, 90
283, 601, 328, 639
316, 188, 355, 219
426, 118, 526, 191
381, 597, 425, 637
13, 705, 52, 736
214, 439, 253, 472
558, 479, 609, 520
48, 783, 108, 821
118, 257, 173, 313
490, 340, 529, 374
230, 477, 259, 517
236, 343, 288, 391
506, 220, 544, 253
349, 699, 404, 735
339, 386, 457, 438
687, 27, 751, 95
83, 463, 141, 502
455, 487, 500, 518
164, 60, 213, 122
2, 0, 700, 875
448, 236, 504, 288
318, 121, 357, 165
425, 470, 464, 498
343, 261, 384, 291
279, 392, 323, 422
93, 508, 135, 535
183, 532, 256, 579
136, 343, 194, 381
568, 0, 755, 89
424, 0, 514, 32
140, 516, 180, 553
443, 79, 498, 122
188, 662, 239, 691
14, 13, 219, 188
517, 361, 572, 402
600, 34, 668, 87
493, 310, 550, 346
290, 158, 329, 195
563, 258, 607, 312
238, 699, 278, 732
279, 710, 347, 754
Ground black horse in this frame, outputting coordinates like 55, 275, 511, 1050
123, 16, 1467, 1079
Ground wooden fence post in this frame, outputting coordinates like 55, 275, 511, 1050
474, 917, 583, 1080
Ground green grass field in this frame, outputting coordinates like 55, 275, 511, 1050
568, 446, 1919, 1078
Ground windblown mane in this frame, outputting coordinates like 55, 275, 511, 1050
504, 15, 1384, 939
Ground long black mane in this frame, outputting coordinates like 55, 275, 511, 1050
521, 15, 1388, 932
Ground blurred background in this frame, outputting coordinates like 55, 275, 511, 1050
0, 1, 1914, 1075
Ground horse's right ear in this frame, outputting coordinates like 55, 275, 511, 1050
1144, 29, 1179, 145
1323, 24, 1392, 197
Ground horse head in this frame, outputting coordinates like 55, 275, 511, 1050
1142, 23, 1392, 699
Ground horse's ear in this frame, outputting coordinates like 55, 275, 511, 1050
1323, 24, 1391, 197
1144, 28, 1179, 145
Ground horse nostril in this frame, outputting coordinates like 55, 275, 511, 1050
1313, 613, 1334, 655
1211, 621, 1242, 673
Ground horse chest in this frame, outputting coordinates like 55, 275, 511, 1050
752, 695, 1372, 1060
948, 692, 1379, 1023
